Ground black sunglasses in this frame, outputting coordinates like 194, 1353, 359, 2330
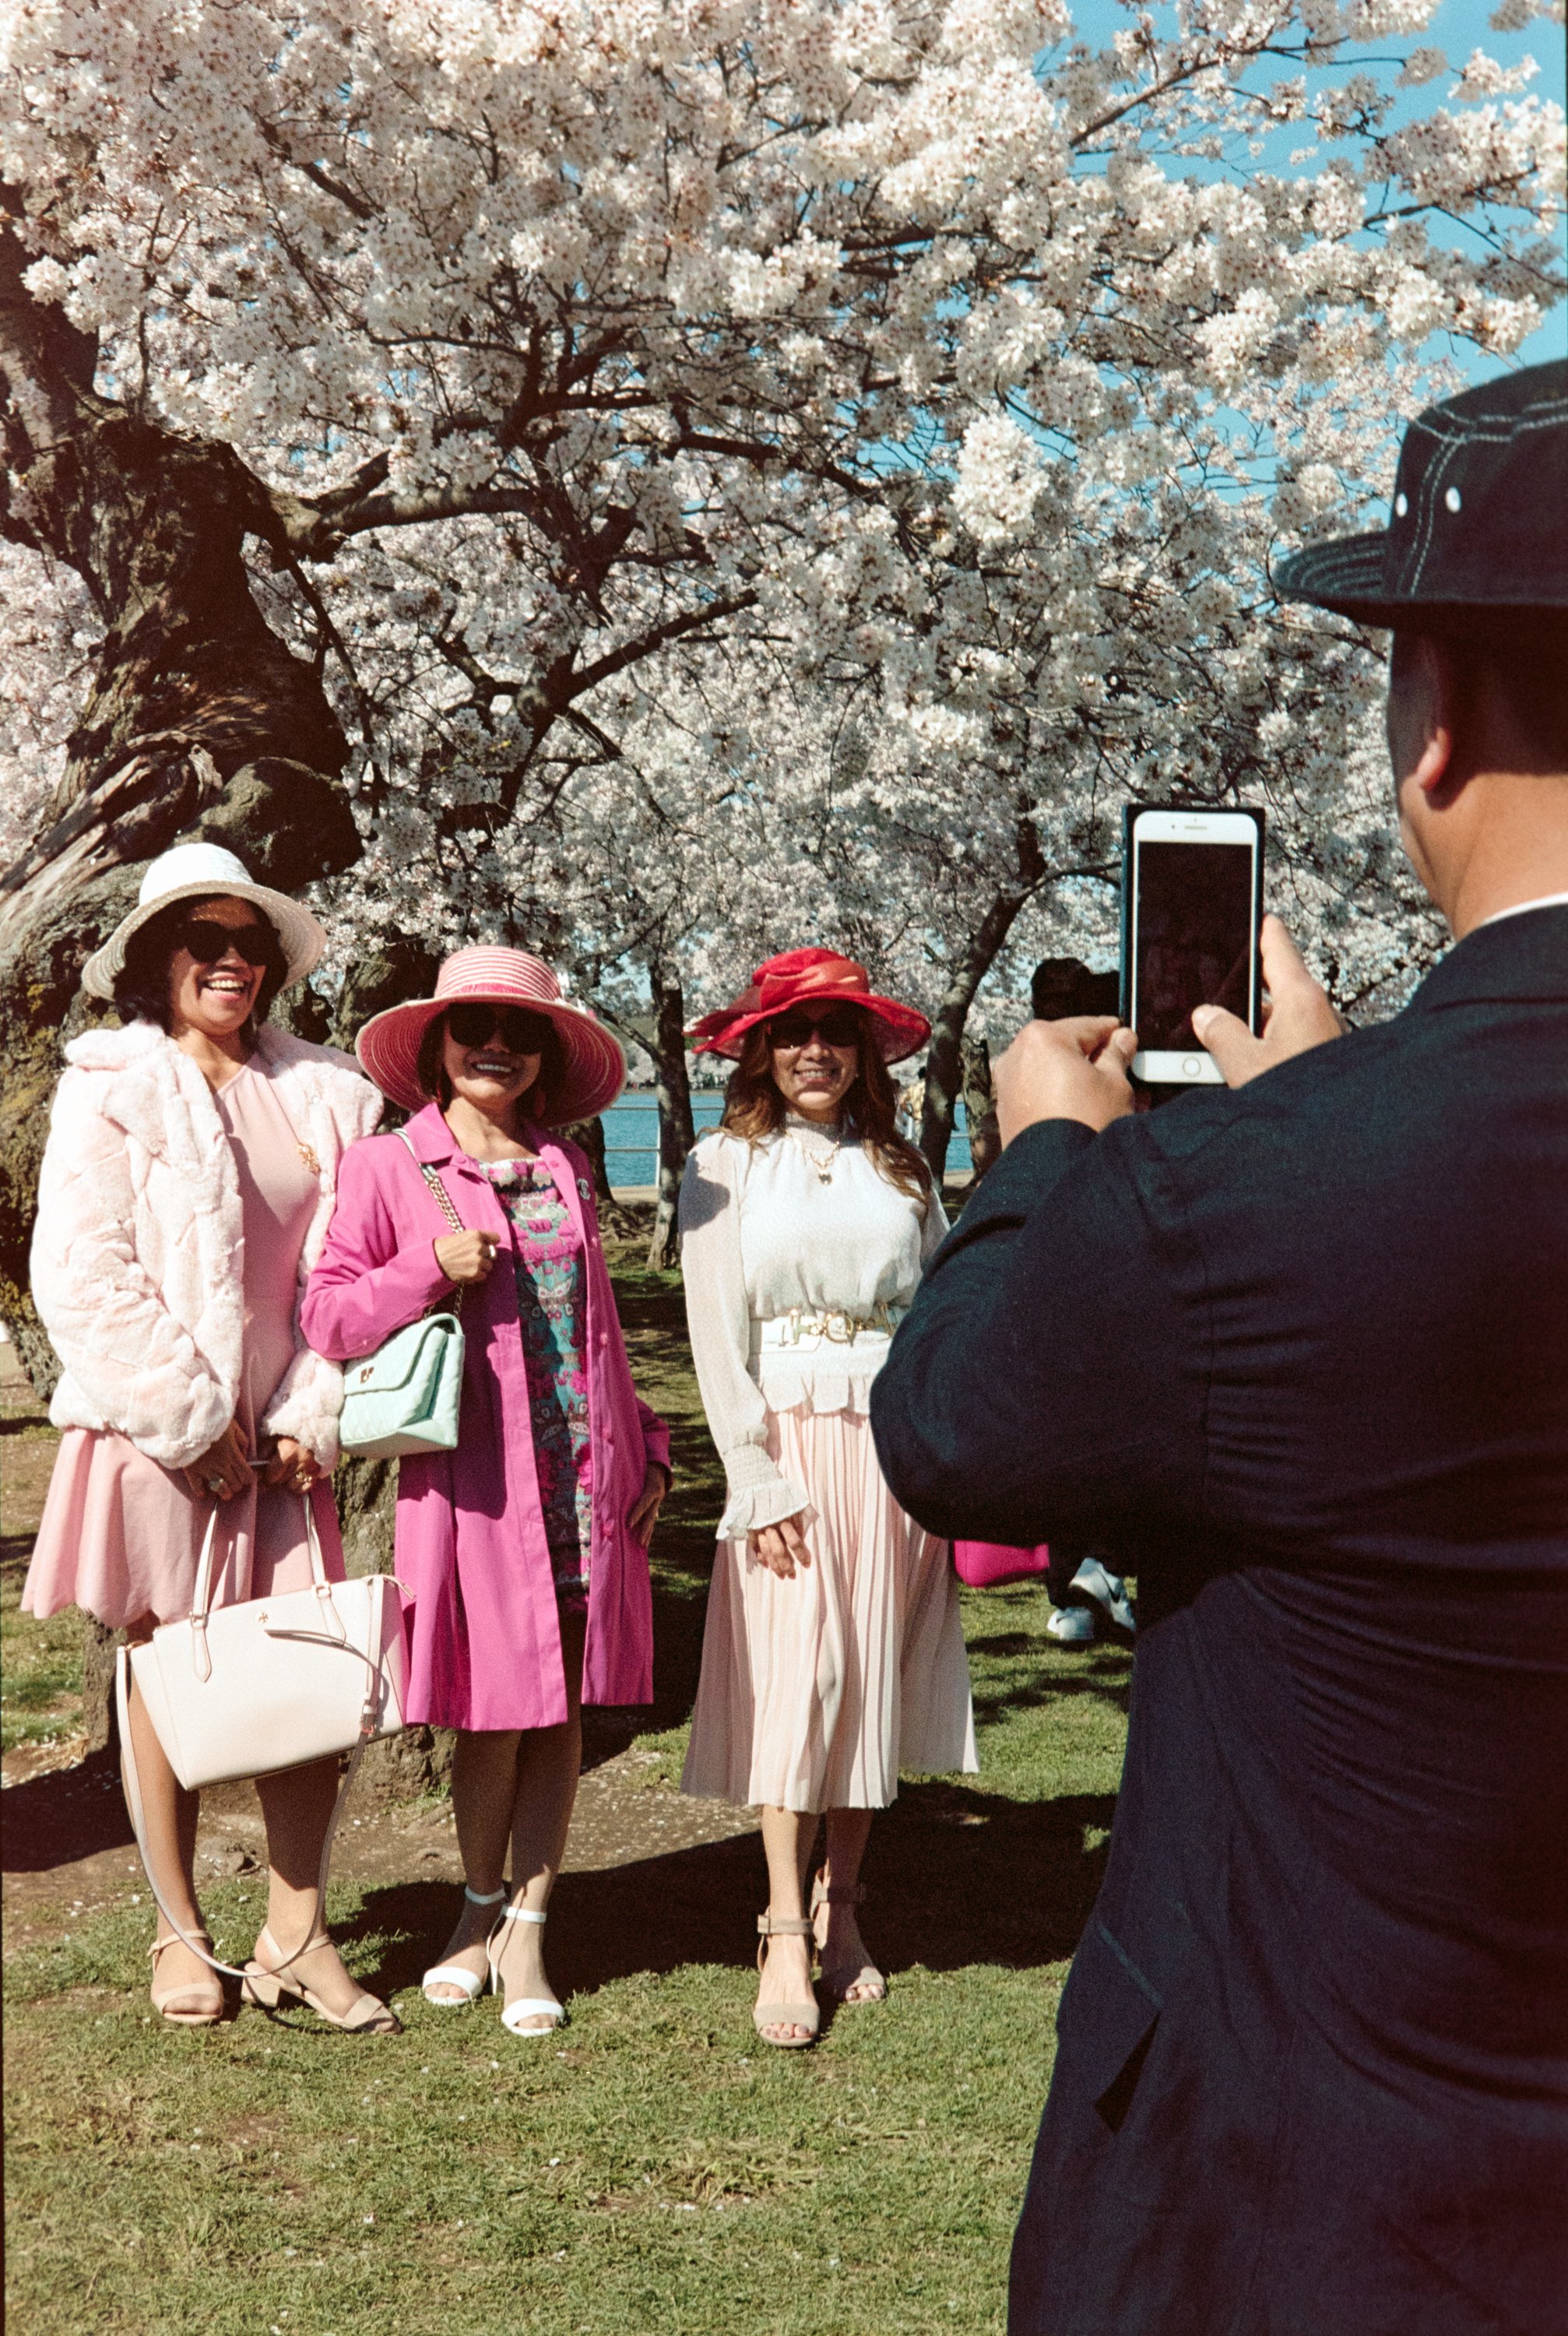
766, 1008, 865, 1050
175, 916, 277, 967
445, 1001, 551, 1054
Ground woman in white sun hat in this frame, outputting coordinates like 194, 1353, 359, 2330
25, 843, 397, 2033
302, 948, 671, 2038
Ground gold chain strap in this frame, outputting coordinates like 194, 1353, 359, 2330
397, 1131, 471, 1315
419, 1161, 466, 1235
420, 1164, 469, 1316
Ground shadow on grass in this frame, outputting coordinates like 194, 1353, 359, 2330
969, 1662, 1130, 1731
1, 1747, 134, 1871
343, 1774, 1113, 2003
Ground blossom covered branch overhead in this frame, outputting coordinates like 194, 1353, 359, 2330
1, 0, 1562, 1027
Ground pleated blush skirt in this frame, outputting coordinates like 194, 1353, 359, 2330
681, 1404, 978, 1813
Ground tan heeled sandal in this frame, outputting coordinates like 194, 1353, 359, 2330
149, 1933, 224, 2027
241, 1926, 401, 2034
811, 1873, 886, 2005
754, 1912, 819, 2049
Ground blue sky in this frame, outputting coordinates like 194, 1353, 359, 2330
1064, 0, 1566, 377
1424, 0, 1566, 371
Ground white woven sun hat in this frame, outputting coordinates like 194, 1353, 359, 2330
80, 843, 327, 1002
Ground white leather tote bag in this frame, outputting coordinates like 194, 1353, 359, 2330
117, 1499, 406, 1979
126, 1499, 406, 1789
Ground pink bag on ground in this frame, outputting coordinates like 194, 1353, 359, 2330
952, 1539, 1051, 1588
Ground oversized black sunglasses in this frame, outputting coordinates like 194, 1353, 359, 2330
445, 1001, 552, 1054
175, 916, 277, 967
766, 1008, 866, 1050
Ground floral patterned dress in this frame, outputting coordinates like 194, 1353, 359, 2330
479, 1156, 593, 1610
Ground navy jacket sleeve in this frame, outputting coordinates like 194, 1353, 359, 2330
870, 1113, 1208, 1551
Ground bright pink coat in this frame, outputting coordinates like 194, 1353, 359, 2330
301, 1104, 670, 1732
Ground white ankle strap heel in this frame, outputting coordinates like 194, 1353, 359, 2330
421, 1884, 509, 2007
487, 1903, 565, 2036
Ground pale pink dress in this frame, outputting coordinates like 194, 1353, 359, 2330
24, 1057, 344, 1628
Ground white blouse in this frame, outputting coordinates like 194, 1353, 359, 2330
678, 1121, 947, 1537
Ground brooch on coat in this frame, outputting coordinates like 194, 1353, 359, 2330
297, 1142, 322, 1175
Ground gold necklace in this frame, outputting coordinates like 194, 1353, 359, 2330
786, 1120, 842, 1184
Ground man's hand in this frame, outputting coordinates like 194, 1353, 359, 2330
994, 1016, 1138, 1147
1192, 916, 1345, 1089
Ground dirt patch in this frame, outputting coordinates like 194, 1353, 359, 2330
1, 1741, 757, 1948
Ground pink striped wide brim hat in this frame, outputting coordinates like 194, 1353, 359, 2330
354, 947, 627, 1124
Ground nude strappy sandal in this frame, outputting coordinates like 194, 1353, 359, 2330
811, 1873, 886, 2005
754, 1912, 820, 2048
422, 1884, 506, 2006
149, 1933, 224, 2027
486, 1903, 566, 2037
241, 1926, 401, 2034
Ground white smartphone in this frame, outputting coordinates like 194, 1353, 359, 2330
1123, 805, 1264, 1085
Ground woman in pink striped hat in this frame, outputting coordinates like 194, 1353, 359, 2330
302, 948, 670, 2038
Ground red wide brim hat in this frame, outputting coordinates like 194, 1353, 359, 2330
688, 948, 930, 1065
355, 947, 627, 1123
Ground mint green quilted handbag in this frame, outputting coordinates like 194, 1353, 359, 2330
339, 1134, 467, 1460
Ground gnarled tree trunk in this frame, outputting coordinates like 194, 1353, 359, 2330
643, 968, 696, 1272
960, 1036, 1002, 1185
0, 202, 360, 1392
918, 813, 1047, 1182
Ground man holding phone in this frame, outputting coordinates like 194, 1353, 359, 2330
871, 361, 1568, 2335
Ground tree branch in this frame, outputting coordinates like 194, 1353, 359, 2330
256, 120, 378, 223
0, 196, 104, 484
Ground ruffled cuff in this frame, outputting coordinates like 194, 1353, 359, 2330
716, 1443, 812, 1539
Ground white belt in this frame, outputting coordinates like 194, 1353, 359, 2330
754, 1305, 906, 1351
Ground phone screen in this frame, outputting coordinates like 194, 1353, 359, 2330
1133, 840, 1255, 1049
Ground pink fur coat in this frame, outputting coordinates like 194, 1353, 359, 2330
30, 1018, 382, 1469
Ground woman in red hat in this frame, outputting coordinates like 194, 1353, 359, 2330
302, 948, 671, 2038
679, 949, 976, 2047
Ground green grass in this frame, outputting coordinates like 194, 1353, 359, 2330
0, 1588, 81, 1751
6, 1902, 1067, 2336
1, 1366, 84, 1751
2, 1244, 1130, 2336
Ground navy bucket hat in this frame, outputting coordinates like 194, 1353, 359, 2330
1276, 359, 1568, 625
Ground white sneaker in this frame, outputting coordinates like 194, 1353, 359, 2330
1065, 1557, 1136, 1641
1046, 1605, 1097, 1646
